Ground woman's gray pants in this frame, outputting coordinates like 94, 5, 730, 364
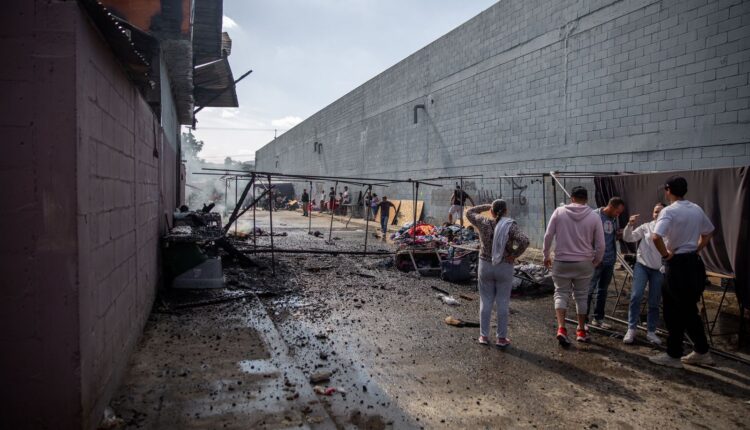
478, 259, 514, 339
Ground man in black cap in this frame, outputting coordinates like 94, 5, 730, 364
649, 176, 715, 368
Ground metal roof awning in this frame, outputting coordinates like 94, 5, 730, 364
78, 0, 158, 89
194, 57, 239, 108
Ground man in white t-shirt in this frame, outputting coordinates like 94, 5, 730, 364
648, 176, 715, 368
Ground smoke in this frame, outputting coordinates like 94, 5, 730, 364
184, 155, 229, 216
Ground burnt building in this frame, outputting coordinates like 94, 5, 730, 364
0, 0, 239, 428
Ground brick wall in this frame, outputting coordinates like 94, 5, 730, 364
256, 0, 750, 245
0, 2, 174, 429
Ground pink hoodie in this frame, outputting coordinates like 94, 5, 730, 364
543, 203, 605, 265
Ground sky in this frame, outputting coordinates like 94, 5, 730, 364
189, 0, 498, 163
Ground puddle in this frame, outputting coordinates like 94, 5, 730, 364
238, 359, 278, 375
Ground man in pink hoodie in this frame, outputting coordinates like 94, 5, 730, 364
543, 186, 605, 347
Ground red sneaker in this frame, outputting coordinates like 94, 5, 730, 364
557, 327, 571, 347
477, 335, 489, 345
576, 327, 590, 343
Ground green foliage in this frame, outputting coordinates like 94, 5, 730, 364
181, 131, 204, 160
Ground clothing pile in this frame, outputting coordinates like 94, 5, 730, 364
511, 263, 555, 296
390, 222, 449, 247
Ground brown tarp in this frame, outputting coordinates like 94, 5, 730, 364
594, 166, 750, 308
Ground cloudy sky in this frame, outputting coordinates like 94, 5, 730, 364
190, 0, 498, 163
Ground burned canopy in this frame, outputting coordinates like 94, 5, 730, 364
595, 167, 750, 308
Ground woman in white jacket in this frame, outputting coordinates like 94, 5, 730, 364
622, 203, 665, 345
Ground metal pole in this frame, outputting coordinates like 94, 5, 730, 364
328, 181, 338, 243
364, 185, 372, 253
552, 174, 558, 208
252, 174, 256, 247
234, 176, 239, 235
224, 177, 229, 217
308, 181, 312, 235
413, 181, 418, 229
242, 248, 393, 256
542, 175, 547, 231
550, 171, 571, 199
267, 174, 275, 276
460, 177, 464, 227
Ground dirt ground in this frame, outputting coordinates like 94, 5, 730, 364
110, 209, 750, 429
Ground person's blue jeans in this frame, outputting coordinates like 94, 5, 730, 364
587, 262, 615, 321
380, 215, 388, 234
628, 262, 663, 332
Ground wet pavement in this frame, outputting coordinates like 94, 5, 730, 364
111, 209, 750, 429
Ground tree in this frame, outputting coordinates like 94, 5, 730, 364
182, 130, 204, 159
224, 156, 233, 165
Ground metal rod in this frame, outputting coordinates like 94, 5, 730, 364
194, 69, 253, 116
553, 176, 558, 208
542, 175, 547, 231
550, 171, 571, 199
460, 177, 464, 227
241, 248, 393, 256
222, 175, 255, 235
201, 168, 405, 184
252, 174, 256, 248
234, 176, 238, 235
267, 174, 275, 276
308, 180, 313, 235
364, 185, 372, 253
413, 181, 418, 230
328, 181, 338, 243
596, 315, 750, 366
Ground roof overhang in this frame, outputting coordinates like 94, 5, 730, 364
193, 57, 238, 108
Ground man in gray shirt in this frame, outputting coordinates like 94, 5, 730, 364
649, 176, 715, 368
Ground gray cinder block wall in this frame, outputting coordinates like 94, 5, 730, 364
256, 0, 750, 245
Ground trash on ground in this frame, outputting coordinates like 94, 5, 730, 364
310, 371, 332, 384
437, 294, 460, 306
444, 316, 480, 328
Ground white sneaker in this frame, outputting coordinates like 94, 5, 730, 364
681, 351, 715, 366
623, 329, 636, 344
589, 319, 612, 330
646, 331, 662, 345
649, 353, 684, 368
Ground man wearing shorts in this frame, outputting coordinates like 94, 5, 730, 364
448, 185, 475, 225
543, 186, 605, 347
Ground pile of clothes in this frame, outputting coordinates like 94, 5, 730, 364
390, 222, 449, 247
390, 222, 482, 248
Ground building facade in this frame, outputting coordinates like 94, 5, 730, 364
256, 0, 750, 244
0, 1, 237, 428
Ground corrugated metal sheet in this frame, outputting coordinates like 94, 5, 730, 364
193, 0, 223, 64
193, 57, 238, 108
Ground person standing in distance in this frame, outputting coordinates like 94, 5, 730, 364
649, 176, 715, 368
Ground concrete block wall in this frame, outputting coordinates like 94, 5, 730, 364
256, 0, 750, 245
75, 7, 168, 428
0, 2, 174, 429
0, 1, 82, 428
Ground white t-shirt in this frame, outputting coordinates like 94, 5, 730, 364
653, 200, 714, 254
